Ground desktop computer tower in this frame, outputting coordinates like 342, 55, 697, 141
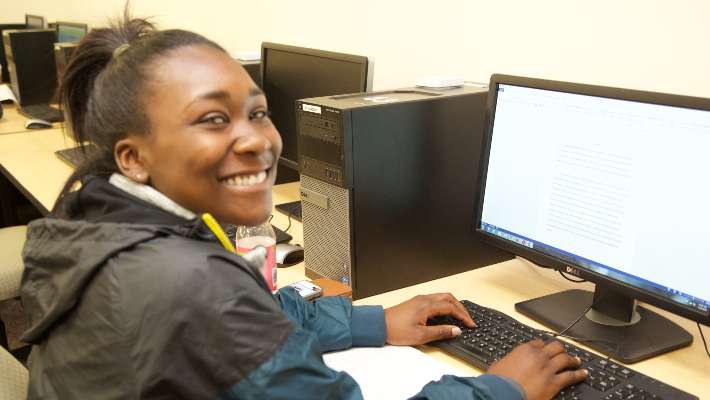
297, 86, 513, 299
2, 29, 58, 106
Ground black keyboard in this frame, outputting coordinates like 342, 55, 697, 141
19, 104, 64, 123
275, 200, 302, 222
428, 300, 697, 400
55, 144, 99, 167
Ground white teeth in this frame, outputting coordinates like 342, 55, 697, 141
223, 171, 267, 187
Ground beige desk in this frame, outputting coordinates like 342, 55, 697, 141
0, 128, 74, 214
0, 126, 707, 398
0, 103, 62, 135
355, 260, 709, 397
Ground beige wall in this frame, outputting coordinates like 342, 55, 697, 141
4, 0, 710, 97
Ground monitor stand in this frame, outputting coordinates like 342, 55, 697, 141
275, 200, 302, 222
515, 284, 692, 363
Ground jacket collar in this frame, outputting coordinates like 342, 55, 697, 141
108, 173, 196, 221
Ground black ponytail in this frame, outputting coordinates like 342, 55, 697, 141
54, 11, 225, 217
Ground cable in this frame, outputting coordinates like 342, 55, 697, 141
539, 300, 621, 362
699, 323, 710, 358
557, 304, 593, 336
284, 212, 292, 233
558, 269, 587, 283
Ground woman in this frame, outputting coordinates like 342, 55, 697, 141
20, 16, 586, 400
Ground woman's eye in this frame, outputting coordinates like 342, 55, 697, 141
250, 109, 271, 120
199, 114, 229, 125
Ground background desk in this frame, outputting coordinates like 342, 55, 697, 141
0, 128, 73, 215
0, 121, 707, 398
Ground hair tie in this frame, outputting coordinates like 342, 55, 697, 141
113, 43, 130, 59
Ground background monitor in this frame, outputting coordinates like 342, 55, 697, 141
0, 24, 26, 83
476, 74, 709, 363
25, 14, 46, 29
56, 21, 87, 43
261, 42, 373, 179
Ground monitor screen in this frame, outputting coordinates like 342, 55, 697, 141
261, 43, 371, 171
26, 14, 46, 29
477, 74, 709, 361
56, 22, 87, 43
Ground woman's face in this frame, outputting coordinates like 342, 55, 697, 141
134, 44, 281, 226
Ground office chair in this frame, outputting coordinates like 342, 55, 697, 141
0, 225, 27, 349
0, 344, 28, 399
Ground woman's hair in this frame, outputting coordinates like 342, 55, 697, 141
55, 12, 225, 212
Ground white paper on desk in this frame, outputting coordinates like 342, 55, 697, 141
0, 84, 17, 103
323, 346, 467, 400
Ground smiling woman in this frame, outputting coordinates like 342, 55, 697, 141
18, 12, 587, 400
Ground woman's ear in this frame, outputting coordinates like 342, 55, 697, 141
115, 136, 150, 184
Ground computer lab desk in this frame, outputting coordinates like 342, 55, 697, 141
0, 128, 707, 398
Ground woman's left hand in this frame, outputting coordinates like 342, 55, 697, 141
383, 293, 475, 345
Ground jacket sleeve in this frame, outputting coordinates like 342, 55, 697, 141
409, 374, 526, 400
275, 287, 386, 352
272, 288, 526, 400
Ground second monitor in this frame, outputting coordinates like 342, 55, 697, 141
261, 42, 373, 219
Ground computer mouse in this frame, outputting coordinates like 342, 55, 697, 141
275, 243, 304, 266
24, 118, 53, 129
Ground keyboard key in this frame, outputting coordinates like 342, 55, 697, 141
618, 368, 635, 379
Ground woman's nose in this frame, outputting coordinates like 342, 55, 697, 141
231, 126, 272, 156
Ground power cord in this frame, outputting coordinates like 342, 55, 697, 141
283, 212, 292, 233
537, 301, 621, 362
699, 323, 710, 358
557, 304, 593, 336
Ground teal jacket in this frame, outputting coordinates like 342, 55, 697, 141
237, 288, 525, 400
21, 176, 522, 399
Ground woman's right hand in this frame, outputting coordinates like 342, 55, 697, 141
487, 339, 588, 400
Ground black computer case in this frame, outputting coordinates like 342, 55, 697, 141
297, 86, 513, 299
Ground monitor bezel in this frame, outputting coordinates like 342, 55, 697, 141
25, 14, 46, 29
474, 73, 710, 327
260, 42, 372, 169
55, 21, 88, 43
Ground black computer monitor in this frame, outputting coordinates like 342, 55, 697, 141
25, 14, 46, 29
0, 24, 26, 83
261, 42, 373, 173
55, 21, 87, 43
476, 74, 709, 363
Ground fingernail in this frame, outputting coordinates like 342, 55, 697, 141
575, 356, 582, 364
583, 369, 589, 377
452, 327, 462, 336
